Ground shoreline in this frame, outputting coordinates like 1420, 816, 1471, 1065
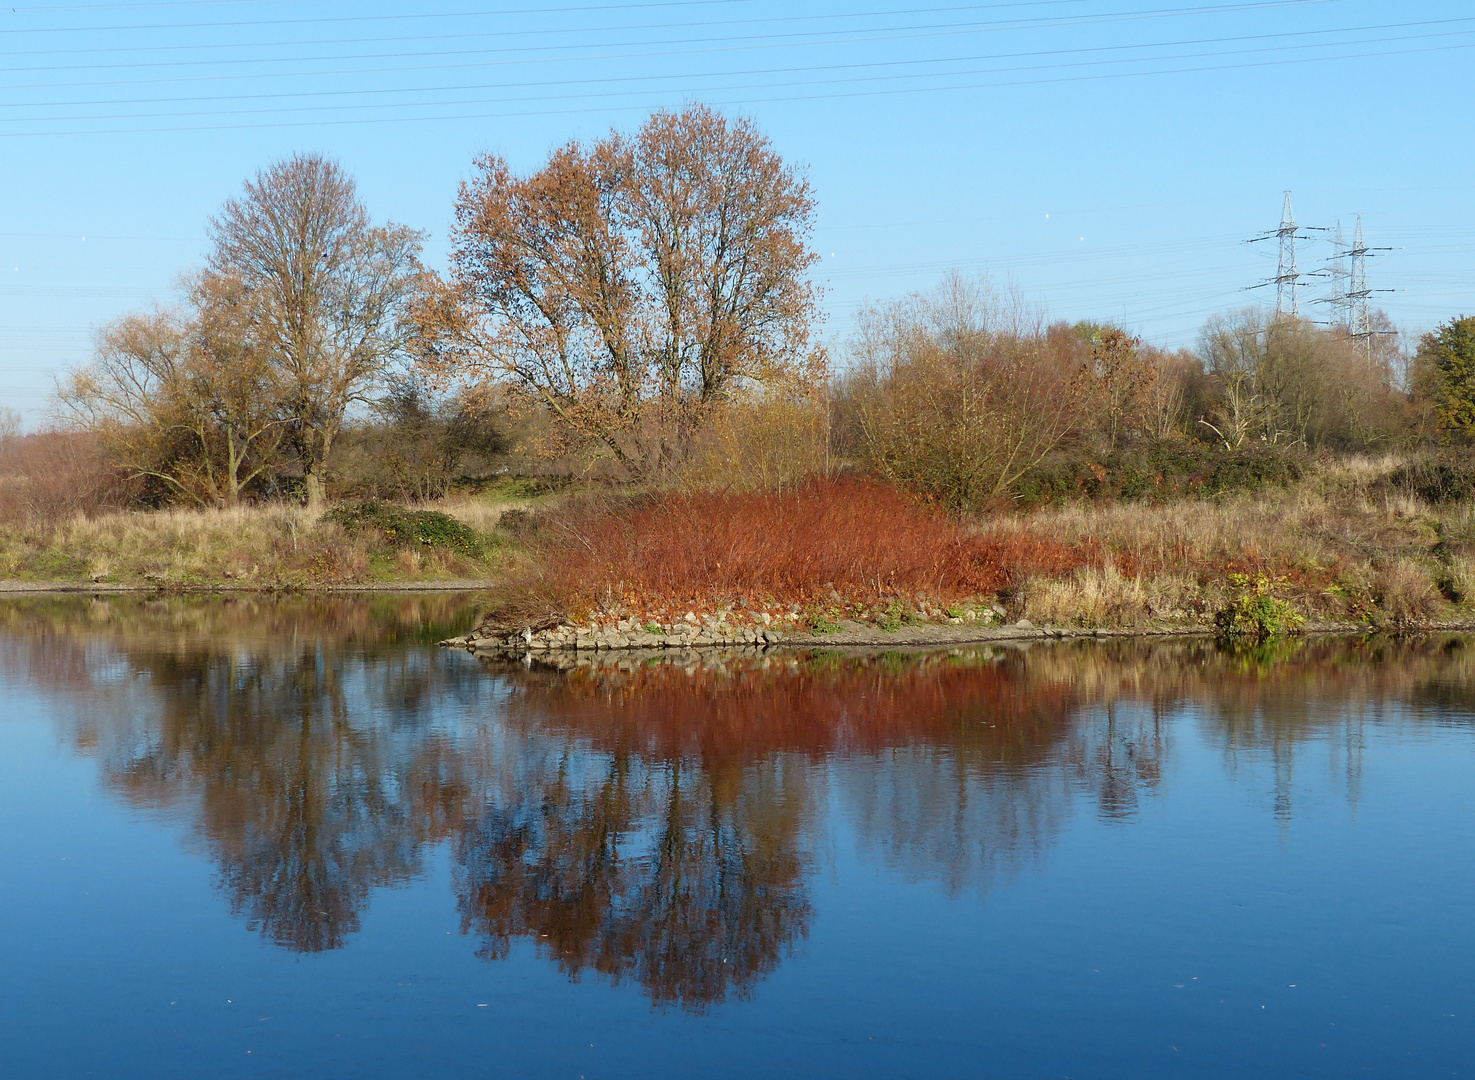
0, 579, 495, 595
444, 616, 1475, 656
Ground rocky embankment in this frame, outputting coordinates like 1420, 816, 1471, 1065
434, 602, 1189, 654
442, 601, 1008, 652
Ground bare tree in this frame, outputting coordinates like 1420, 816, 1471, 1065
59, 309, 196, 500
415, 104, 822, 474
1197, 310, 1271, 448
187, 273, 289, 503
1198, 309, 1405, 450
840, 273, 1085, 509
58, 300, 283, 506
0, 407, 21, 444
206, 153, 425, 507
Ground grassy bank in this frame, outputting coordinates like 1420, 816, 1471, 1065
470, 457, 1475, 642
0, 497, 517, 589
9, 455, 1475, 640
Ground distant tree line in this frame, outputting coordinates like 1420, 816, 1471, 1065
35, 102, 1475, 515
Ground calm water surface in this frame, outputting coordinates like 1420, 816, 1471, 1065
2, 595, 1474, 1078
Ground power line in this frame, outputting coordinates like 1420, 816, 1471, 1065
5, 1, 1088, 59
0, 0, 1332, 36
6, 25, 1474, 136
10, 13, 1471, 93
0, 0, 1359, 92
12, 26, 1475, 127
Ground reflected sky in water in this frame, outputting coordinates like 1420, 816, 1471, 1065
2, 596, 1474, 1078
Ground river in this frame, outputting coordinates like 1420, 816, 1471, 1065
1, 595, 1472, 1078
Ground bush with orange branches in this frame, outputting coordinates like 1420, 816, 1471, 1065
487, 476, 1100, 627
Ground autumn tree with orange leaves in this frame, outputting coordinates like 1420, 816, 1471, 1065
414, 105, 824, 475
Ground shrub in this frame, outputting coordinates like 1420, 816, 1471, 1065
1011, 443, 1304, 507
1214, 574, 1305, 642
0, 430, 131, 527
836, 275, 1087, 511
679, 390, 832, 492
1380, 458, 1475, 504
323, 501, 485, 556
486, 476, 1101, 622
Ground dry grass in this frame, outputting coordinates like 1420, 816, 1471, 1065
1445, 555, 1475, 605
0, 499, 503, 587
436, 497, 521, 533
985, 454, 1468, 627
1371, 558, 1439, 627
1021, 565, 1206, 628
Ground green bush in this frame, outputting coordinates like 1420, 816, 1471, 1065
323, 501, 484, 556
1214, 574, 1305, 643
1012, 442, 1304, 506
1381, 459, 1475, 504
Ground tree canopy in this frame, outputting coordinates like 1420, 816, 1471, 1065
414, 103, 823, 474
1417, 316, 1475, 437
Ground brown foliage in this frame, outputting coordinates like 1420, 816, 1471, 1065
416, 104, 823, 475
1084, 327, 1157, 449
57, 153, 425, 509
1197, 310, 1408, 450
677, 382, 832, 491
0, 430, 131, 526
492, 476, 1097, 620
838, 273, 1087, 509
492, 652, 1090, 785
58, 301, 284, 507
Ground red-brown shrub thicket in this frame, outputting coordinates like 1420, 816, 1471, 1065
502, 476, 1100, 618
0, 430, 130, 527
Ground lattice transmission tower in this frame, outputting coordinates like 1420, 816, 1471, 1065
1248, 192, 1325, 317
1347, 214, 1394, 350
1276, 192, 1299, 315
1317, 220, 1351, 329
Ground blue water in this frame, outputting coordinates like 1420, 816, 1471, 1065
1, 596, 1473, 1078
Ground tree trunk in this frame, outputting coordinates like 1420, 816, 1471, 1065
304, 469, 325, 510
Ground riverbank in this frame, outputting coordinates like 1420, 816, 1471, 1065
0, 499, 514, 590
0, 579, 495, 594
464, 459, 1475, 645
444, 615, 1475, 657
10, 456, 1475, 639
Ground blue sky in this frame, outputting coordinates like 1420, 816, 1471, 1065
3, 0, 1473, 423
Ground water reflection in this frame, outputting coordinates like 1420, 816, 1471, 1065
454, 751, 812, 1007
7, 597, 1475, 1009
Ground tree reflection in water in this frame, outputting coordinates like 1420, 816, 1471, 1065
454, 752, 812, 1008
2, 595, 488, 952
8, 596, 1475, 1010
